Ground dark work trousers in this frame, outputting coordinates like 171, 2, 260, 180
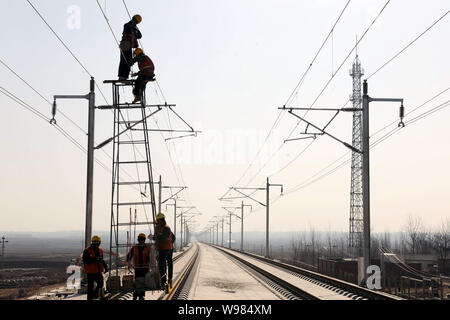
158, 249, 173, 286
132, 74, 153, 98
87, 273, 104, 300
133, 267, 148, 300
118, 49, 133, 78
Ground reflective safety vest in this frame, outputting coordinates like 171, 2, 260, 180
121, 32, 138, 49
133, 244, 150, 268
156, 225, 173, 251
83, 247, 104, 274
138, 55, 155, 77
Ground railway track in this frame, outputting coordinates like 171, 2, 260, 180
107, 244, 197, 300
162, 244, 200, 300
212, 245, 403, 300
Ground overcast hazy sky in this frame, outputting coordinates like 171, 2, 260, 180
0, 0, 449, 236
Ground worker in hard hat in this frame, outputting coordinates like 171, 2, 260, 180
126, 233, 150, 300
154, 213, 175, 292
118, 14, 143, 80
130, 48, 155, 103
82, 235, 108, 300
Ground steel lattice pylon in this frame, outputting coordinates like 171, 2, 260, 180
348, 55, 364, 254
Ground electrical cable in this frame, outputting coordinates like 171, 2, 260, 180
367, 10, 450, 80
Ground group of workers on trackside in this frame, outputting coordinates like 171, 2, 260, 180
82, 213, 175, 300
126, 212, 175, 300
117, 14, 155, 104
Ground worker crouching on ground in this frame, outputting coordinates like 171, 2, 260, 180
126, 233, 150, 300
118, 14, 142, 80
130, 48, 155, 103
82, 235, 108, 300
154, 213, 175, 292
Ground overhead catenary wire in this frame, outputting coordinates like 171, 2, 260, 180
0, 57, 86, 134
222, 1, 372, 203
238, 89, 450, 222
284, 0, 352, 107
0, 86, 111, 173
367, 10, 450, 80
27, 0, 163, 185
280, 9, 450, 196
120, 0, 193, 207
226, 2, 445, 224
120, 0, 169, 103
97, 0, 197, 212
244, 0, 392, 187
221, 1, 353, 202
93, 0, 154, 229
284, 95, 450, 196
0, 53, 150, 192
26, 0, 110, 105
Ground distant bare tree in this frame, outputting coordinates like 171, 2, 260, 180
382, 230, 392, 249
371, 234, 381, 258
431, 218, 450, 270
290, 235, 300, 260
404, 215, 424, 254
308, 224, 317, 265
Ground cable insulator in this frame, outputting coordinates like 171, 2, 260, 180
398, 104, 405, 127
50, 100, 57, 124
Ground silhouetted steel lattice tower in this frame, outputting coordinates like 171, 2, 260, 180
348, 55, 364, 253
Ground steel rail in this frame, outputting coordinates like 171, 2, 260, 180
163, 244, 200, 300
220, 246, 403, 300
107, 244, 195, 300
214, 246, 319, 300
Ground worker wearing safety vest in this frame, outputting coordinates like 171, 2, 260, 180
118, 14, 143, 80
154, 213, 175, 292
130, 48, 155, 103
82, 235, 108, 300
126, 233, 150, 300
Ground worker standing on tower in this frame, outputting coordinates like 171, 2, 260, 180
126, 233, 150, 300
82, 235, 108, 300
118, 14, 142, 80
130, 48, 155, 103
154, 213, 175, 293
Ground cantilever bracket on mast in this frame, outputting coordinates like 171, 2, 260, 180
95, 107, 162, 149
279, 107, 362, 154
161, 186, 187, 205
229, 188, 266, 207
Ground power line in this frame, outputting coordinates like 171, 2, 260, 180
239, 0, 444, 206
222, 0, 358, 199
238, 89, 450, 216
0, 54, 150, 190
25, 0, 111, 107
0, 86, 50, 122
279, 10, 450, 196
284, 0, 352, 107
0, 57, 87, 134
284, 94, 450, 196
120, 0, 196, 210
96, 0, 196, 212
367, 10, 450, 80
307, 0, 391, 110
0, 86, 111, 172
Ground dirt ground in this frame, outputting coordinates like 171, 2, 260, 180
0, 267, 69, 300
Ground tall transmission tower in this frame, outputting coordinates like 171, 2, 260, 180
348, 55, 364, 254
